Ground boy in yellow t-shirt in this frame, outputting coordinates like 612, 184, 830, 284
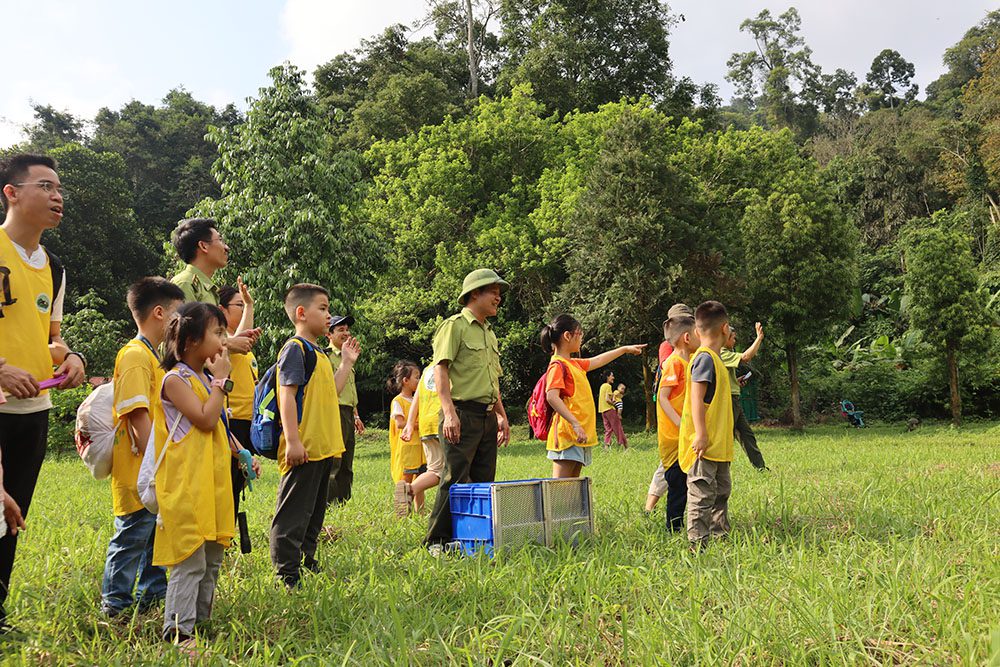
100, 277, 184, 617
269, 284, 359, 588
655, 316, 698, 532
677, 301, 735, 548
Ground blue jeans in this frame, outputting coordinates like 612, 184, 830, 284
100, 508, 167, 613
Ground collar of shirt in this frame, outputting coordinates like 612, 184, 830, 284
8, 237, 48, 269
460, 307, 491, 329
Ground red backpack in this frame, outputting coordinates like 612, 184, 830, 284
527, 360, 567, 440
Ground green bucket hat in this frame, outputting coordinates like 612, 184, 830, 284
458, 268, 510, 305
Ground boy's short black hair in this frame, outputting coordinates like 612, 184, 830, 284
666, 316, 696, 345
171, 218, 218, 263
284, 283, 329, 322
126, 277, 185, 322
695, 300, 729, 331
0, 153, 58, 211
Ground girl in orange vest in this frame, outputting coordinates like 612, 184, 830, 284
541, 315, 645, 479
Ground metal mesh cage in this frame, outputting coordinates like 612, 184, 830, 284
542, 478, 594, 547
490, 481, 546, 551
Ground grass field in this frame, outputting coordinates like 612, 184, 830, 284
1, 423, 998, 665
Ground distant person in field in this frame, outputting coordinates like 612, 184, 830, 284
645, 303, 694, 513
399, 364, 445, 516
541, 314, 645, 479
387, 361, 425, 515
597, 371, 626, 449
612, 383, 626, 415
678, 301, 736, 549
326, 314, 365, 506
0, 154, 86, 634
424, 269, 512, 553
720, 323, 767, 471
100, 278, 184, 619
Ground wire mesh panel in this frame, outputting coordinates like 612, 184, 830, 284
542, 478, 594, 547
491, 481, 546, 552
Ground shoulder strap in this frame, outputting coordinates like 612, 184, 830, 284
293, 336, 318, 384
43, 247, 63, 301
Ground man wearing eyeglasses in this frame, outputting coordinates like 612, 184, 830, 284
0, 153, 86, 633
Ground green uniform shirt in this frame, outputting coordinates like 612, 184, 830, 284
328, 345, 358, 408
432, 307, 501, 405
171, 264, 219, 305
719, 348, 742, 396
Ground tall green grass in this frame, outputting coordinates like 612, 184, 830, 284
2, 423, 997, 665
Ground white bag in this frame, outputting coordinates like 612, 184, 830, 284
137, 412, 183, 516
74, 383, 122, 480
0, 496, 7, 537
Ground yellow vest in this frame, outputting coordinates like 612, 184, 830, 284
677, 348, 734, 473
110, 339, 164, 516
152, 367, 234, 567
417, 366, 441, 438
0, 230, 54, 393
389, 394, 414, 483
546, 356, 597, 452
228, 350, 258, 421
276, 338, 344, 476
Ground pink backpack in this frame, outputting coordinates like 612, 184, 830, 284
527, 360, 567, 440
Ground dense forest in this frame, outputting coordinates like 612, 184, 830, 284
7, 3, 1000, 429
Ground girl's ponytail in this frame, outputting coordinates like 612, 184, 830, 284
161, 302, 227, 371
539, 314, 581, 353
387, 360, 419, 394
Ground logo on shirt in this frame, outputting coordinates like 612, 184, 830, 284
423, 369, 437, 392
35, 292, 50, 313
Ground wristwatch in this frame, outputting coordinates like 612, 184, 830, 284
211, 377, 234, 394
66, 350, 87, 369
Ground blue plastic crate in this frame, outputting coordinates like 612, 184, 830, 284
450, 479, 547, 556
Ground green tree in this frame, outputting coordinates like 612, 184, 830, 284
926, 9, 1000, 106
903, 216, 987, 425
60, 291, 129, 377
39, 143, 155, 318
737, 142, 858, 429
194, 65, 375, 358
726, 8, 820, 135
864, 49, 918, 110
25, 104, 85, 149
498, 0, 676, 115
554, 106, 723, 429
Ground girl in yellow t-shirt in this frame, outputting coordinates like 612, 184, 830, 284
541, 314, 646, 479
387, 360, 423, 515
155, 303, 235, 651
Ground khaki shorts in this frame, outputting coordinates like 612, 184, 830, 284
421, 436, 444, 477
647, 462, 667, 497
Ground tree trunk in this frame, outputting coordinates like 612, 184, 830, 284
466, 0, 478, 98
786, 342, 803, 430
642, 356, 655, 432
947, 346, 962, 426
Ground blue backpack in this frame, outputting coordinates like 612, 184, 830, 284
250, 337, 319, 459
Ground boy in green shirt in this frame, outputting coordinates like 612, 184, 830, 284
719, 322, 767, 470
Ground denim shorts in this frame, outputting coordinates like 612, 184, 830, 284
546, 445, 593, 466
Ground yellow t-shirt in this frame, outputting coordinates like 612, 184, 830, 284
656, 353, 688, 469
545, 356, 596, 451
228, 350, 258, 421
389, 394, 422, 483
677, 348, 734, 473
110, 338, 164, 516
417, 365, 442, 438
152, 366, 234, 567
0, 230, 54, 396
597, 382, 614, 413
276, 338, 344, 476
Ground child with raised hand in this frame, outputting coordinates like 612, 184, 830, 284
398, 365, 444, 515
388, 361, 424, 516
541, 314, 645, 479
677, 301, 736, 549
154, 302, 235, 651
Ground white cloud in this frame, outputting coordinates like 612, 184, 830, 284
280, 0, 429, 76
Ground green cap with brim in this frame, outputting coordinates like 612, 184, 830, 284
458, 268, 510, 305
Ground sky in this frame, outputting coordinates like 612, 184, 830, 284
1, 0, 996, 147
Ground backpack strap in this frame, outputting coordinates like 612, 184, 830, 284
292, 336, 318, 385
43, 247, 63, 305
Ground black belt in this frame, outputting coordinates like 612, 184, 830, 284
453, 400, 496, 414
